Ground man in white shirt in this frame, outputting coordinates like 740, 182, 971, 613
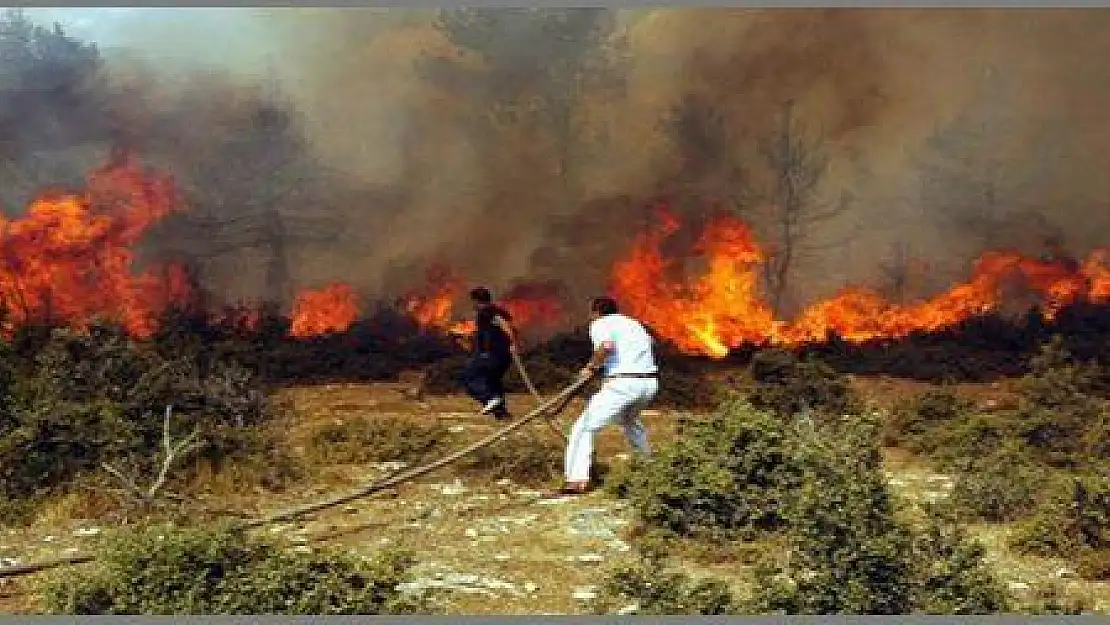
550, 296, 659, 496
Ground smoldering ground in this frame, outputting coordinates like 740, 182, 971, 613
8, 8, 1110, 316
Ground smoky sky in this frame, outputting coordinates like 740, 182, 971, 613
15, 8, 1110, 313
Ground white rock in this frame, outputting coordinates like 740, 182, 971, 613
494, 553, 511, 561
292, 546, 312, 554
496, 478, 512, 486
523, 582, 539, 594
1008, 581, 1031, 591
572, 586, 599, 601
577, 553, 604, 563
448, 425, 467, 433
441, 480, 469, 496
513, 490, 543, 497
607, 540, 632, 552
537, 497, 573, 506
62, 547, 79, 555
618, 603, 640, 615
465, 528, 479, 538
72, 527, 101, 537
615, 453, 631, 461
1055, 567, 1077, 579
0, 557, 21, 567
41, 536, 55, 543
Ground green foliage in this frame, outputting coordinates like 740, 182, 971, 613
747, 349, 860, 419
909, 512, 1013, 614
307, 415, 450, 466
882, 387, 974, 451
455, 430, 563, 485
38, 523, 424, 615
946, 443, 1049, 523
0, 325, 273, 503
614, 399, 805, 540
592, 551, 739, 615
1010, 474, 1110, 566
747, 421, 915, 615
745, 419, 1011, 614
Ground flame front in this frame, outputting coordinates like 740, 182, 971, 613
611, 207, 1110, 357
0, 153, 188, 338
289, 283, 359, 338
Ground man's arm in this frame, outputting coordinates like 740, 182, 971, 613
579, 320, 615, 380
492, 315, 520, 351
579, 341, 614, 379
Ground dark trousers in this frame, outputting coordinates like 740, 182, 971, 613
460, 352, 510, 415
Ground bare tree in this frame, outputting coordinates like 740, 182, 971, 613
752, 100, 848, 316
150, 73, 345, 307
422, 8, 624, 208
658, 93, 753, 223
913, 68, 1073, 266
101, 405, 201, 515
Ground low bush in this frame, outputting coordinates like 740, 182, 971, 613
1010, 474, 1110, 571
747, 349, 859, 419
306, 415, 450, 466
38, 522, 425, 615
746, 418, 1011, 615
614, 399, 805, 540
946, 443, 1050, 523
0, 325, 279, 508
591, 551, 739, 615
454, 430, 563, 485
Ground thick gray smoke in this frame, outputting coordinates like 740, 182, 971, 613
12, 8, 1110, 313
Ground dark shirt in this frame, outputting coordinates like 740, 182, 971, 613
474, 305, 512, 358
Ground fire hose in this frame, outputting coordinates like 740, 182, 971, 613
511, 348, 569, 444
0, 374, 590, 581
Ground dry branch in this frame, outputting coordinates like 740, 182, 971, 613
101, 406, 202, 509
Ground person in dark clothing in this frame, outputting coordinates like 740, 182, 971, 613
460, 287, 517, 420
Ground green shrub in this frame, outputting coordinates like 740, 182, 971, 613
0, 325, 276, 504
946, 443, 1048, 523
883, 387, 973, 451
1010, 474, 1110, 579
38, 523, 425, 615
747, 420, 1011, 615
747, 349, 859, 419
306, 415, 450, 466
747, 421, 915, 615
454, 430, 563, 485
616, 399, 805, 540
909, 512, 1013, 614
591, 551, 739, 615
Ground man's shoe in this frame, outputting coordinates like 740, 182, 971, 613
480, 397, 503, 415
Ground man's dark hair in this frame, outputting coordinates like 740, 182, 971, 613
469, 287, 493, 303
591, 296, 619, 316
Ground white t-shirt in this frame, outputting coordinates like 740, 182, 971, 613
589, 313, 658, 376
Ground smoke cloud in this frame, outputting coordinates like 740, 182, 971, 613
11, 8, 1110, 313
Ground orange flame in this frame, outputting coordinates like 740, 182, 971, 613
288, 283, 359, 338
0, 152, 189, 338
611, 207, 1110, 358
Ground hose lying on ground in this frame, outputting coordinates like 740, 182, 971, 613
0, 375, 590, 581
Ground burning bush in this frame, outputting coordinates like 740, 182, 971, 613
38, 522, 424, 615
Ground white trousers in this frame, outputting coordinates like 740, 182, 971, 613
565, 377, 659, 482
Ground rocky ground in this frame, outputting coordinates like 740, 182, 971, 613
2, 380, 1110, 614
